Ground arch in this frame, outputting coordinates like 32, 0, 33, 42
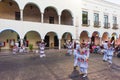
0, 29, 19, 34
0, 0, 20, 20
91, 31, 101, 45
0, 29, 20, 50
44, 6, 58, 15
92, 31, 100, 37
23, 2, 41, 22
24, 30, 41, 48
44, 6, 58, 24
23, 2, 41, 11
80, 30, 90, 37
111, 32, 117, 42
13, 0, 21, 9
61, 9, 73, 25
80, 31, 89, 43
62, 32, 73, 41
112, 32, 118, 39
61, 32, 73, 48
111, 32, 118, 47
60, 9, 73, 18
102, 32, 110, 41
44, 31, 59, 48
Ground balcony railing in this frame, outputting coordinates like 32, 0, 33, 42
104, 23, 110, 29
82, 20, 90, 27
94, 21, 101, 28
112, 24, 119, 29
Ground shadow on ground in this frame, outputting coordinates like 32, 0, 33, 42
69, 70, 89, 80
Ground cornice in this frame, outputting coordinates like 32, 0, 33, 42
82, 0, 120, 10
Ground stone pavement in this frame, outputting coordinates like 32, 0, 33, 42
0, 49, 120, 80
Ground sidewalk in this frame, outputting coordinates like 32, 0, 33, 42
0, 49, 120, 80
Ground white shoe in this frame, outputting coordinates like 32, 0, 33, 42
83, 74, 87, 77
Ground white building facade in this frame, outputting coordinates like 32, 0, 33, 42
0, 0, 120, 50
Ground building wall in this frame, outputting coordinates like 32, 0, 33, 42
0, 0, 120, 49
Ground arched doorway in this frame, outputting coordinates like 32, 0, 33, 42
44, 7, 58, 24
61, 9, 73, 25
0, 0, 20, 20
23, 3, 41, 22
44, 32, 58, 49
61, 32, 72, 48
80, 31, 89, 44
91, 31, 100, 45
0, 29, 20, 50
102, 32, 109, 42
24, 31, 41, 49
111, 33, 117, 47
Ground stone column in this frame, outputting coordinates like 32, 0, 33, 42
20, 9, 23, 21
58, 15, 61, 24
41, 13, 44, 23
75, 17, 79, 40
58, 39, 61, 50
20, 39, 24, 47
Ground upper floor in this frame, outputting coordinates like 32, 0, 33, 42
0, 0, 120, 30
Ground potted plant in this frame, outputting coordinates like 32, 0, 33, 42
29, 44, 33, 52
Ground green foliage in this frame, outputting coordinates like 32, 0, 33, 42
29, 44, 33, 51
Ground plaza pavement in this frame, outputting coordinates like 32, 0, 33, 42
0, 49, 120, 80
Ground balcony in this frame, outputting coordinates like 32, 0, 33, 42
82, 20, 90, 27
104, 23, 110, 29
0, 19, 75, 33
112, 24, 119, 30
94, 21, 101, 28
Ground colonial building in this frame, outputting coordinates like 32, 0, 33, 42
0, 0, 120, 50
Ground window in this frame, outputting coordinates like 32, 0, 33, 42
49, 16, 54, 24
94, 13, 99, 22
104, 15, 109, 28
104, 15, 108, 24
112, 16, 118, 29
15, 12, 20, 20
113, 16, 117, 24
82, 11, 88, 24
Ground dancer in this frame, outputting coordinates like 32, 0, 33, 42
77, 43, 90, 77
107, 42, 114, 66
73, 40, 81, 70
66, 41, 73, 56
102, 41, 108, 61
12, 42, 19, 54
39, 41, 46, 58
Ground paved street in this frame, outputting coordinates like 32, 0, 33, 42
0, 49, 120, 80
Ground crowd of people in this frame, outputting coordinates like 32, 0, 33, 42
11, 39, 120, 78
12, 42, 27, 54
12, 41, 47, 58
65, 39, 120, 78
